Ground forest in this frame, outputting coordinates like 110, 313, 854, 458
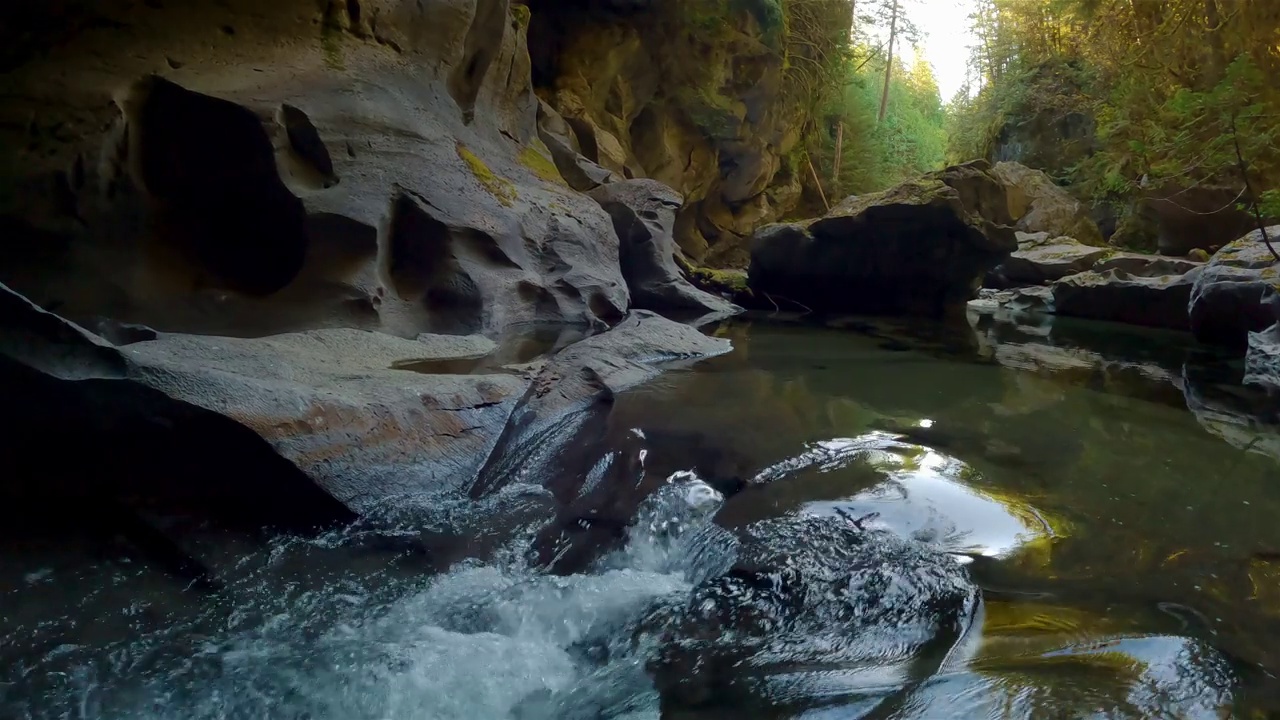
799, 0, 1280, 241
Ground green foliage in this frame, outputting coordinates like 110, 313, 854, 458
811, 48, 948, 197
734, 0, 786, 44
675, 0, 946, 201
948, 0, 1280, 218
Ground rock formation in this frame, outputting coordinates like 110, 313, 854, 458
747, 160, 1018, 316
991, 162, 1104, 246
1189, 226, 1280, 347
525, 0, 825, 267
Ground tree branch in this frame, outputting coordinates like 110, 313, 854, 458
1229, 110, 1280, 263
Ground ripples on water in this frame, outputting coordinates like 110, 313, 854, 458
4, 313, 1278, 718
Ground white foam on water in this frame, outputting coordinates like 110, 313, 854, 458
14, 476, 731, 720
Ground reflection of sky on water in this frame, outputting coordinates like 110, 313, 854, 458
794, 432, 1050, 559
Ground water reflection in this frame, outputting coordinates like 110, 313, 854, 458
619, 312, 1280, 715
803, 443, 1054, 560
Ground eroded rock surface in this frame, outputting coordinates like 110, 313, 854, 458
588, 179, 741, 318
0, 0, 628, 340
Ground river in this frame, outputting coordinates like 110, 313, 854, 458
4, 309, 1280, 718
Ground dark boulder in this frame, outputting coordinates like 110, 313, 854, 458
747, 162, 1017, 316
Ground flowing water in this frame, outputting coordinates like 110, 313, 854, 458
4, 311, 1280, 718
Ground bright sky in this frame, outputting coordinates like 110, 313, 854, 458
905, 0, 980, 102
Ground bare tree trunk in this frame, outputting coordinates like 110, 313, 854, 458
832, 122, 844, 188
807, 153, 831, 212
1203, 0, 1225, 86
1230, 111, 1280, 263
877, 0, 898, 124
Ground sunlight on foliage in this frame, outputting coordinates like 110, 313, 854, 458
945, 0, 1280, 213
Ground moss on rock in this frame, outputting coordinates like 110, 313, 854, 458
511, 3, 531, 29
456, 143, 517, 207
518, 145, 566, 186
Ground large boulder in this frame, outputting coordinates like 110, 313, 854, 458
1189, 226, 1280, 347
994, 231, 1112, 285
588, 179, 741, 318
747, 162, 1018, 316
1147, 186, 1263, 256
1051, 267, 1200, 331
992, 161, 1104, 246
0, 0, 629, 341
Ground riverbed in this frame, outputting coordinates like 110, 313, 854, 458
4, 310, 1279, 718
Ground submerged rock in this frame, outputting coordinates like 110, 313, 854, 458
652, 513, 979, 712
1052, 267, 1200, 331
897, 621, 1235, 719
1189, 226, 1280, 347
747, 161, 1017, 316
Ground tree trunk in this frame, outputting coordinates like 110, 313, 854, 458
877, 0, 898, 124
1203, 0, 1225, 86
832, 122, 844, 188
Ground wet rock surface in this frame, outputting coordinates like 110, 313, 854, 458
652, 514, 980, 712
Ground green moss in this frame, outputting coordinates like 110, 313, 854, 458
675, 87, 742, 141
690, 267, 750, 295
518, 146, 566, 186
733, 0, 785, 45
510, 3, 531, 30
1187, 248, 1211, 262
320, 17, 344, 70
456, 143, 517, 207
